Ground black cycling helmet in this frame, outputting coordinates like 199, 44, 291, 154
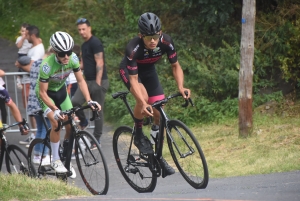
138, 12, 161, 35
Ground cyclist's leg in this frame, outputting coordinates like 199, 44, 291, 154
120, 67, 153, 154
43, 87, 70, 173
142, 71, 175, 177
60, 94, 73, 139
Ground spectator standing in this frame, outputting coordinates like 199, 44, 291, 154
15, 23, 32, 89
72, 18, 109, 149
26, 55, 51, 163
15, 25, 45, 146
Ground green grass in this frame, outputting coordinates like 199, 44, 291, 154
0, 174, 91, 201
192, 113, 300, 178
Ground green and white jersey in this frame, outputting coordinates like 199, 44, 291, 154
36, 53, 80, 92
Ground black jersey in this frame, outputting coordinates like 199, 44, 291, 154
121, 33, 178, 75
81, 36, 108, 81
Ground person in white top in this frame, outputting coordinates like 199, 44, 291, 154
15, 23, 33, 90
15, 25, 45, 146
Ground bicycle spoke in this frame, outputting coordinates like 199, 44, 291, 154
113, 126, 157, 193
75, 131, 109, 195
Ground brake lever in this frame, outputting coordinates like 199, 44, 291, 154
181, 90, 194, 107
54, 112, 64, 132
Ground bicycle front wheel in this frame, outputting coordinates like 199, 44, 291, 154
113, 126, 157, 193
5, 144, 35, 176
74, 130, 109, 195
166, 119, 209, 189
27, 138, 52, 179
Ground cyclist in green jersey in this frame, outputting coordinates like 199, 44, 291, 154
36, 31, 101, 173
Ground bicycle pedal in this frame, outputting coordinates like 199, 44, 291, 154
56, 172, 68, 176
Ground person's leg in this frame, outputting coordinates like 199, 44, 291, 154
71, 85, 87, 127
90, 79, 109, 142
20, 83, 36, 145
70, 83, 78, 98
33, 115, 49, 156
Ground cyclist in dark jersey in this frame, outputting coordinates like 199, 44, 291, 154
0, 69, 28, 135
119, 12, 191, 177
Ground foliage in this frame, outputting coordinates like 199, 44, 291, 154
0, 0, 297, 127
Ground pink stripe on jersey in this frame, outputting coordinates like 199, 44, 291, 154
148, 94, 165, 104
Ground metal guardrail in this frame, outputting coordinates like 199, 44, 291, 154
2, 72, 94, 132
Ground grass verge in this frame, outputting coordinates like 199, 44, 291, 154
0, 174, 91, 201
192, 112, 300, 178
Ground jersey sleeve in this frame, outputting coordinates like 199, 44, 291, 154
39, 60, 51, 83
124, 38, 140, 75
70, 53, 81, 72
161, 34, 178, 64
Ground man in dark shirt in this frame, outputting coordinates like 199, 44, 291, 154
72, 18, 109, 149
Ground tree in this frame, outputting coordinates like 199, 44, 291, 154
239, 0, 256, 138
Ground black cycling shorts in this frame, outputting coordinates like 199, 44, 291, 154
119, 58, 165, 104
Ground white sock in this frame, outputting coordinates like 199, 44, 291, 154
51, 141, 60, 162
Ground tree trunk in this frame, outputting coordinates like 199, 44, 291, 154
239, 0, 256, 138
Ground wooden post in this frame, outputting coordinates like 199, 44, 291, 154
239, 0, 256, 138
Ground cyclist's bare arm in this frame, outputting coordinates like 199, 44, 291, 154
171, 61, 191, 99
7, 100, 29, 134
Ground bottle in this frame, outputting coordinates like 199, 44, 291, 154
150, 124, 159, 145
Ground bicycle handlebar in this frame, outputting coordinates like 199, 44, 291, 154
54, 105, 100, 132
0, 118, 29, 134
112, 90, 194, 109
151, 91, 194, 109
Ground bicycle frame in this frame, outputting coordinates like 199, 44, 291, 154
112, 91, 194, 173
0, 132, 8, 171
0, 120, 29, 172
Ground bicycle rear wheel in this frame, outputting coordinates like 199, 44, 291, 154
113, 126, 157, 193
166, 119, 209, 189
74, 131, 109, 195
5, 144, 35, 176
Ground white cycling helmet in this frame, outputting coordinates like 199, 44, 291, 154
50, 31, 74, 52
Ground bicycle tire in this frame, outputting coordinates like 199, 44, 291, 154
113, 126, 157, 193
74, 130, 109, 195
5, 144, 35, 176
166, 119, 209, 189
27, 138, 52, 179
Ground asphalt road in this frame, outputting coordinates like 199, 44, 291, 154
0, 38, 300, 201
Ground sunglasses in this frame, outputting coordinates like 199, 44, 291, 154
76, 18, 87, 24
143, 34, 160, 41
57, 50, 72, 58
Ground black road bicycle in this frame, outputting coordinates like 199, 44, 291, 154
27, 105, 109, 195
0, 119, 35, 175
112, 91, 209, 193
